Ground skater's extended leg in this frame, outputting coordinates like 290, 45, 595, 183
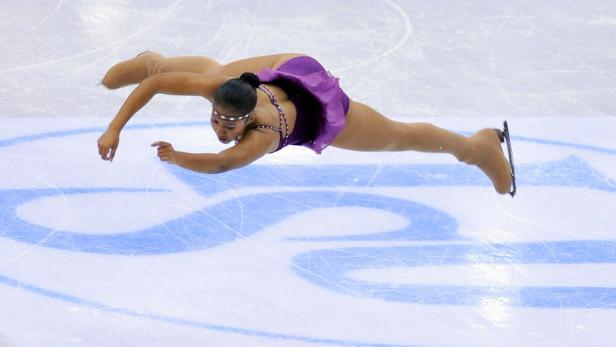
101, 52, 222, 89
332, 101, 473, 155
102, 52, 302, 89
332, 101, 512, 194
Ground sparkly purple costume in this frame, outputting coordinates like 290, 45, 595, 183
256, 56, 350, 154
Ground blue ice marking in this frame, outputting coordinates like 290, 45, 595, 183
291, 241, 616, 308
2, 123, 616, 310
0, 274, 409, 347
0, 188, 460, 254
1, 154, 614, 254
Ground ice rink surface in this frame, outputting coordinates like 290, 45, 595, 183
1, 1, 616, 346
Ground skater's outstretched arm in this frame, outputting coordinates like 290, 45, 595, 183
151, 126, 277, 174
97, 72, 229, 161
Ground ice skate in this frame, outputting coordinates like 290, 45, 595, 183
101, 51, 163, 89
465, 122, 515, 196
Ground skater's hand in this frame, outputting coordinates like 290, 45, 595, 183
151, 141, 178, 164
97, 129, 120, 161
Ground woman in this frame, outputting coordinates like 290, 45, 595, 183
97, 52, 515, 195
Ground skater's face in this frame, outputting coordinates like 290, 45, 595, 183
210, 105, 253, 144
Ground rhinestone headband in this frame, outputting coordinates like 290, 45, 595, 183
212, 108, 252, 121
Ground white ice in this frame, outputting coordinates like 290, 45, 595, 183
1, 1, 616, 346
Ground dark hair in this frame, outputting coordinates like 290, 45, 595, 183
213, 72, 261, 116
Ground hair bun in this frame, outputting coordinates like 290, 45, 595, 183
239, 72, 261, 88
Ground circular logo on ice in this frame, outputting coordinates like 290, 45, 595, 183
1, 121, 615, 345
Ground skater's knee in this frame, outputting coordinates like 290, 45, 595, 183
146, 56, 164, 76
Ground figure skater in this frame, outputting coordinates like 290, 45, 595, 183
97, 52, 516, 196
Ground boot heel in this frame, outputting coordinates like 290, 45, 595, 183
494, 129, 505, 143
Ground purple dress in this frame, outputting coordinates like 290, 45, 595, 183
256, 56, 350, 154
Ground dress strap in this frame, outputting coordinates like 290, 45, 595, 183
258, 85, 289, 148
234, 85, 290, 149
253, 124, 281, 132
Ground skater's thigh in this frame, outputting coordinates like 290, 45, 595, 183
218, 53, 303, 76
332, 101, 402, 151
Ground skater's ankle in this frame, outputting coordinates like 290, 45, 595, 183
454, 141, 479, 165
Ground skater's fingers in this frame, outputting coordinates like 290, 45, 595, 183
97, 140, 105, 156
151, 141, 170, 148
99, 144, 110, 161
157, 151, 170, 161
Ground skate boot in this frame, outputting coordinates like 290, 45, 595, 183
101, 51, 163, 89
463, 122, 516, 196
